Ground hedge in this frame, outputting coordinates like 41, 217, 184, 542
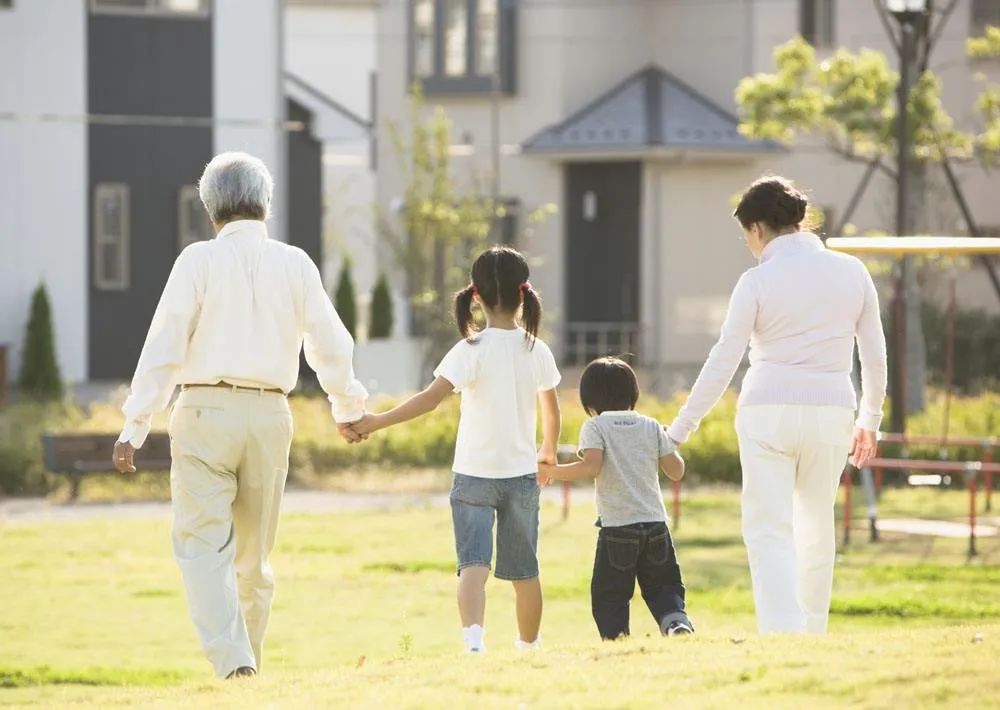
3, 389, 998, 496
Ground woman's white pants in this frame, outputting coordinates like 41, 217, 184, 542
736, 404, 854, 634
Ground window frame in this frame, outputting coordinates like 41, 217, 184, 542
89, 0, 211, 19
799, 0, 835, 48
93, 183, 131, 292
177, 185, 213, 252
407, 0, 517, 96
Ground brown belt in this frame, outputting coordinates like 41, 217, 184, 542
181, 382, 286, 396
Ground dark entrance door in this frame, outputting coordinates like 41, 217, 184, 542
564, 162, 641, 364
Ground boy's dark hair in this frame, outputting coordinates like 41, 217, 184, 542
579, 357, 640, 416
454, 245, 542, 347
733, 175, 813, 232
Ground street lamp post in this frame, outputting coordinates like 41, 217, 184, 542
885, 0, 930, 434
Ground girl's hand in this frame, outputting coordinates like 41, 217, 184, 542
537, 445, 558, 466
537, 462, 556, 486
350, 413, 380, 437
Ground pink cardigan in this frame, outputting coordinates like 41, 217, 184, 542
667, 232, 888, 444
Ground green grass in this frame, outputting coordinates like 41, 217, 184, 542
0, 488, 998, 707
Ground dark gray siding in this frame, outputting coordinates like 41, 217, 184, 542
286, 98, 323, 388
286, 98, 323, 269
87, 12, 213, 379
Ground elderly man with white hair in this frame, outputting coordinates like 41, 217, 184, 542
112, 152, 367, 679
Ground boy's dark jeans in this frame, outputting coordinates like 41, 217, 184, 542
591, 521, 687, 639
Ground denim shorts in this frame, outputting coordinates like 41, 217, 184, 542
449, 472, 540, 581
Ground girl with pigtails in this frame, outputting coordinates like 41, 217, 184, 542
351, 246, 562, 653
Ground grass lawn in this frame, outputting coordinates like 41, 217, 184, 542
0, 487, 998, 708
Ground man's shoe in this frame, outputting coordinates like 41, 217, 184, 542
226, 666, 256, 679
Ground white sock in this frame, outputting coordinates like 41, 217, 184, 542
463, 624, 486, 653
515, 635, 541, 651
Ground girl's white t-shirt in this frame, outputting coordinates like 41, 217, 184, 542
434, 328, 561, 478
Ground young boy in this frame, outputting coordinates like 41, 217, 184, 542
538, 357, 694, 639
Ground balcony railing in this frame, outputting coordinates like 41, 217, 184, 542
565, 321, 641, 365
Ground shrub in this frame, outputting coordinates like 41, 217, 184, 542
0, 401, 82, 495
369, 273, 394, 339
334, 258, 358, 338
18, 284, 63, 401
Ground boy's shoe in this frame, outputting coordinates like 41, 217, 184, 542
659, 612, 695, 637
666, 620, 695, 636
226, 666, 256, 679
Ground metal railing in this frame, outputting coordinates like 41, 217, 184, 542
565, 321, 641, 365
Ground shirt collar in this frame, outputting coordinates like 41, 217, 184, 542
760, 231, 823, 263
599, 410, 637, 417
216, 219, 268, 241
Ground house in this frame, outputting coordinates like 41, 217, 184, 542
374, 0, 1000, 391
285, 0, 380, 312
0, 0, 323, 388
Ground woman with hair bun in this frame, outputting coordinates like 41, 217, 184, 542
665, 175, 888, 634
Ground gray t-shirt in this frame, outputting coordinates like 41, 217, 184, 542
578, 410, 676, 528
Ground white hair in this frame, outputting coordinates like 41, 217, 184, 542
198, 151, 274, 224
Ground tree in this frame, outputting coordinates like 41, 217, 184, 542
334, 257, 358, 338
735, 30, 1000, 422
369, 272, 394, 339
378, 86, 555, 367
18, 283, 63, 401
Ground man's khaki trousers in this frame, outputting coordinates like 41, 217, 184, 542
168, 387, 292, 677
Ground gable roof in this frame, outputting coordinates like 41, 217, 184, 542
522, 65, 780, 157
284, 71, 371, 143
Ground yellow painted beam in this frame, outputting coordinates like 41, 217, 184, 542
825, 236, 1000, 255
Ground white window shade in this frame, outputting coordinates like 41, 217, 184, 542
94, 183, 130, 291
178, 185, 213, 250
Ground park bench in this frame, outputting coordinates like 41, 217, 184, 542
41, 432, 172, 501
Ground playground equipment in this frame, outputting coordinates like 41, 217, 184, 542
827, 236, 1000, 558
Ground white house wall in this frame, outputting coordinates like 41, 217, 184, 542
0, 1, 87, 384
214, 0, 286, 242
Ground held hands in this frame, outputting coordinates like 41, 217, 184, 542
849, 427, 878, 469
337, 413, 382, 444
337, 417, 369, 445
536, 445, 558, 486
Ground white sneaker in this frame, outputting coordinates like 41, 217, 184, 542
515, 636, 541, 652
463, 624, 486, 653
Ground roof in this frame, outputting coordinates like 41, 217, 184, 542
522, 65, 780, 158
826, 236, 1000, 255
284, 72, 371, 143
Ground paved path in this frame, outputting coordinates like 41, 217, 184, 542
0, 488, 569, 524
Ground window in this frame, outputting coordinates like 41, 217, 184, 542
495, 197, 520, 245
413, 0, 435, 77
408, 0, 517, 95
444, 0, 468, 76
800, 0, 835, 47
90, 0, 210, 16
178, 185, 213, 250
972, 0, 1000, 36
93, 184, 130, 291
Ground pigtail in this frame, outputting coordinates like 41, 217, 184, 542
454, 283, 477, 341
520, 283, 542, 348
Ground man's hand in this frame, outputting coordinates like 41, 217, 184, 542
537, 444, 558, 466
112, 441, 137, 474
337, 418, 368, 445
849, 428, 878, 469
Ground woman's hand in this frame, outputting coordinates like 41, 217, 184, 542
849, 428, 878, 469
